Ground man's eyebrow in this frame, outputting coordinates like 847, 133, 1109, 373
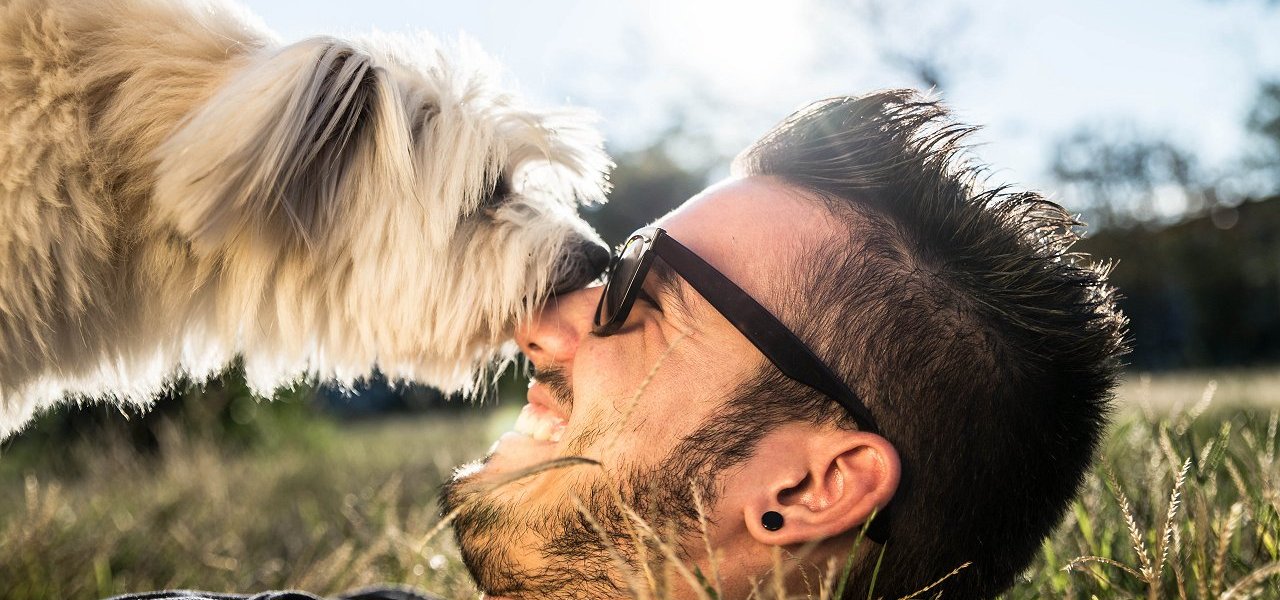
648, 258, 696, 323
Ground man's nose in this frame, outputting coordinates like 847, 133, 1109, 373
516, 286, 604, 366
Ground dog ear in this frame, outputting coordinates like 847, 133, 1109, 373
153, 37, 412, 256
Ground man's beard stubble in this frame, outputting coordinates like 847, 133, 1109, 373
438, 365, 751, 599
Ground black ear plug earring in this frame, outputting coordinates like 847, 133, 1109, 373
762, 511, 784, 531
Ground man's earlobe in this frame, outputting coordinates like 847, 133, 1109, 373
761, 510, 785, 531
742, 428, 900, 547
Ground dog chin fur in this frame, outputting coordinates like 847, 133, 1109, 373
0, 0, 613, 438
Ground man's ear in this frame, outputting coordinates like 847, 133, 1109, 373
733, 423, 900, 547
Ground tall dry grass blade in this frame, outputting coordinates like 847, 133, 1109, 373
1199, 553, 1214, 600
1265, 410, 1278, 476
1206, 421, 1235, 474
796, 553, 824, 599
1064, 558, 1122, 589
819, 555, 849, 598
769, 538, 827, 596
1242, 428, 1260, 455
22, 474, 39, 518
662, 519, 683, 598
1199, 437, 1219, 469
482, 456, 602, 493
1137, 374, 1156, 424
416, 456, 601, 550
820, 556, 840, 600
770, 545, 787, 600
1108, 468, 1155, 581
1159, 428, 1183, 478
565, 329, 688, 596
1225, 459, 1250, 498
1212, 502, 1246, 597
607, 484, 659, 594
605, 331, 688, 457
897, 561, 971, 600
585, 330, 688, 595
1063, 555, 1145, 581
297, 539, 355, 591
866, 543, 887, 600
1179, 380, 1218, 434
1218, 560, 1280, 600
831, 508, 878, 600
1153, 458, 1192, 585
571, 495, 650, 600
619, 503, 715, 600
343, 534, 395, 590
691, 480, 724, 596
1171, 528, 1188, 600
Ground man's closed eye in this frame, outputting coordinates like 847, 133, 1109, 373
635, 287, 664, 313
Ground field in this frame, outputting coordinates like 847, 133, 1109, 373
2, 370, 1279, 599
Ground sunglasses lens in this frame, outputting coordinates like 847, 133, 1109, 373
597, 235, 648, 328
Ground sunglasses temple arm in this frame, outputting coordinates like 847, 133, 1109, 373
653, 235, 882, 435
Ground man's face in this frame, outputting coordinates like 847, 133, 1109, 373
440, 177, 838, 598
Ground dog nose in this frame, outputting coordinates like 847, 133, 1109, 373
584, 240, 610, 279
551, 238, 612, 295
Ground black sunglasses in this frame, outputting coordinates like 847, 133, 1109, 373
593, 226, 881, 434
591, 226, 891, 542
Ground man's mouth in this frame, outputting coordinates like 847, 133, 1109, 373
511, 401, 567, 443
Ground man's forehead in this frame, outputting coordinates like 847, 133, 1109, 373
653, 176, 838, 307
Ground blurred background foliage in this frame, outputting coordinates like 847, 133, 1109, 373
1066, 77, 1280, 369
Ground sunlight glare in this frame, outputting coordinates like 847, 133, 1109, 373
643, 0, 816, 95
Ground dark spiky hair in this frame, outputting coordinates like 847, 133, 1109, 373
725, 90, 1130, 599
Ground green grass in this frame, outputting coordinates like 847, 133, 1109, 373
2, 371, 1279, 599
1008, 373, 1280, 600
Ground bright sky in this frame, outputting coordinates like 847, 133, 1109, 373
239, 0, 1280, 206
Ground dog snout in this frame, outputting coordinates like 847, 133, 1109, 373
584, 240, 610, 278
551, 238, 611, 295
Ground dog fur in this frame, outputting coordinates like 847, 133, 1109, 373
0, 0, 612, 437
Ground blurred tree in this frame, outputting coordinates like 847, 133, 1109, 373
1246, 80, 1280, 187
1050, 124, 1212, 228
584, 126, 717, 246
0, 362, 329, 471
1078, 195, 1280, 370
861, 0, 970, 91
811, 0, 975, 93
1059, 76, 1280, 370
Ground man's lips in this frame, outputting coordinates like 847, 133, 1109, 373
480, 380, 573, 487
511, 402, 567, 443
526, 379, 569, 421
509, 380, 569, 443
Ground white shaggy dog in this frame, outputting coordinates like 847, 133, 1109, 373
0, 0, 613, 438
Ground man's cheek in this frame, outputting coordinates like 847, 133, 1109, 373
580, 330, 662, 391
561, 401, 617, 455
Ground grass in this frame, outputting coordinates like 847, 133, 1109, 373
2, 370, 1279, 599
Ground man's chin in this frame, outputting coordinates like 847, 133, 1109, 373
439, 468, 518, 596
437, 434, 637, 599
438, 458, 494, 539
